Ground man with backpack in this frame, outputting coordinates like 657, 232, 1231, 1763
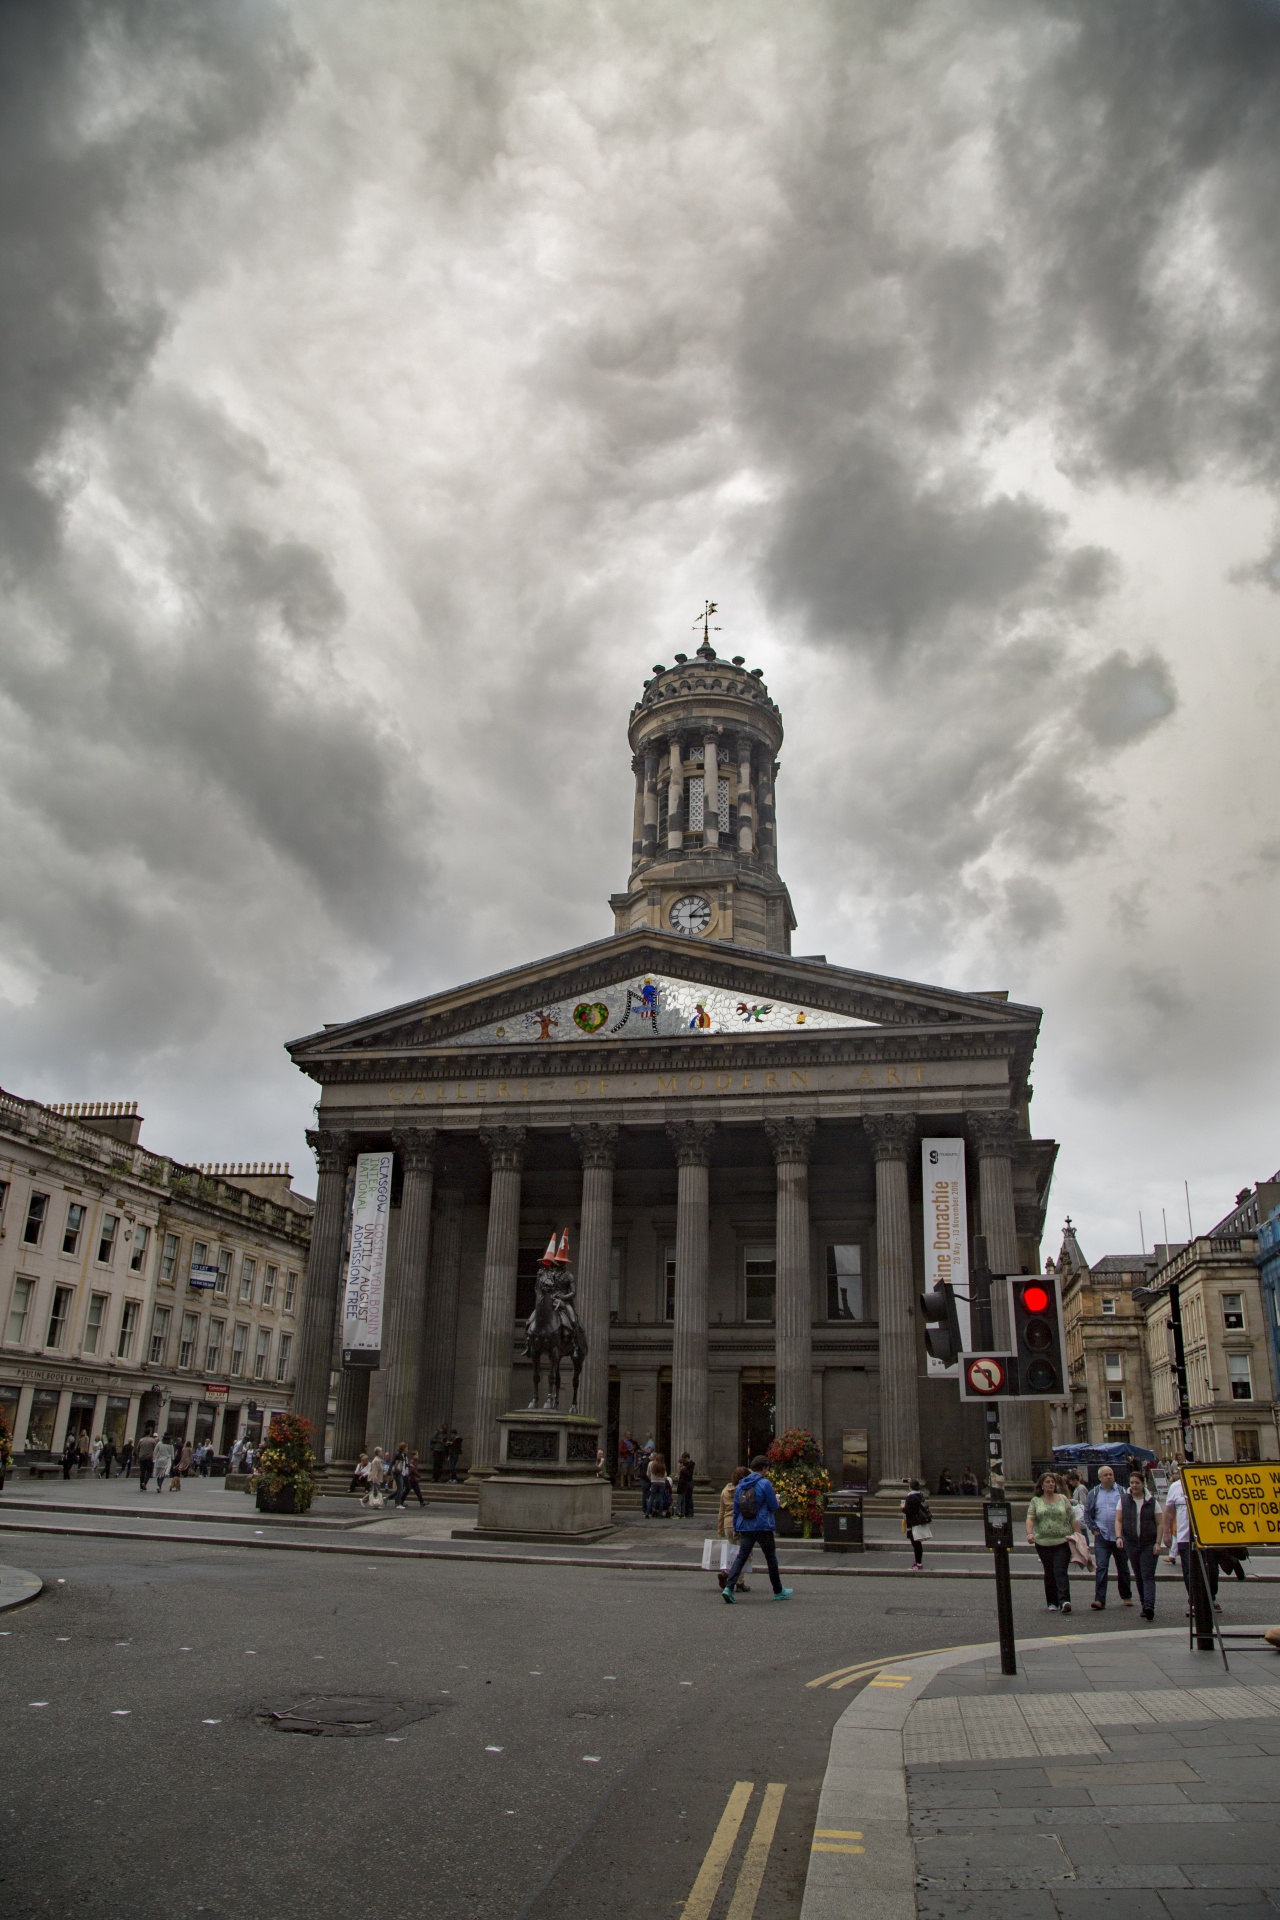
721, 1455, 794, 1603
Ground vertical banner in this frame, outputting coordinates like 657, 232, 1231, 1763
922, 1137, 972, 1375
342, 1151, 394, 1368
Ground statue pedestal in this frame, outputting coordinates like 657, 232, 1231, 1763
468, 1410, 613, 1543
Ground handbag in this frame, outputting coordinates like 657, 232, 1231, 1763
910, 1524, 933, 1542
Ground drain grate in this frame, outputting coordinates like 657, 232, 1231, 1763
256, 1695, 434, 1738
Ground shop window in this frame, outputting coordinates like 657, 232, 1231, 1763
62, 1203, 85, 1255
275, 1332, 293, 1383
240, 1258, 256, 1306
46, 1285, 74, 1349
744, 1245, 776, 1324
253, 1327, 271, 1380
116, 1299, 140, 1359
262, 1265, 277, 1308
148, 1306, 171, 1366
179, 1312, 199, 1369
160, 1232, 180, 1281
205, 1318, 225, 1374
130, 1224, 150, 1274
1227, 1355, 1253, 1400
97, 1214, 119, 1264
284, 1271, 297, 1312
6, 1277, 34, 1345
1222, 1293, 1245, 1330
23, 1192, 48, 1246
826, 1245, 862, 1320
84, 1293, 108, 1355
1233, 1428, 1261, 1463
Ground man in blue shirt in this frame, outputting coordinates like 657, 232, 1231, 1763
1083, 1465, 1133, 1610
721, 1455, 794, 1603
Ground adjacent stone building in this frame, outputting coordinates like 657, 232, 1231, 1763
287, 636, 1059, 1487
0, 1089, 311, 1459
1050, 1219, 1164, 1452
1143, 1177, 1280, 1464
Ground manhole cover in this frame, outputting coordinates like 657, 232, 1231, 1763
256, 1695, 432, 1737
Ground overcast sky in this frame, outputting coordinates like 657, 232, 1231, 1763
3, 1, 1278, 1255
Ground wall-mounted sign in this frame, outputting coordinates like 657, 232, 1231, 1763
189, 1264, 219, 1291
342, 1151, 394, 1369
922, 1138, 971, 1375
204, 1384, 229, 1402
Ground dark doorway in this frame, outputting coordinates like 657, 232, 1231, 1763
739, 1377, 775, 1464
657, 1375, 672, 1468
606, 1377, 620, 1481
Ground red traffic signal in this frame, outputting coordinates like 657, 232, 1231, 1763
1009, 1276, 1066, 1395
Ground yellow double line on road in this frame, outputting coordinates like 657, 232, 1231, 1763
805, 1642, 986, 1691
680, 1781, 786, 1920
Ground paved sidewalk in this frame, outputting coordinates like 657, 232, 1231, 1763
803, 1630, 1280, 1920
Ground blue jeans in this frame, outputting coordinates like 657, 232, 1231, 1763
725, 1530, 782, 1595
1093, 1535, 1132, 1605
1176, 1542, 1218, 1598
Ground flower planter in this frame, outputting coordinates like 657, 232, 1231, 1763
255, 1482, 308, 1515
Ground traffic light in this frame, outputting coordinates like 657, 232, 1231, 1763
1008, 1276, 1067, 1397
920, 1280, 963, 1368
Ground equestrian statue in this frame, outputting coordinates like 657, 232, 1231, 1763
524, 1229, 588, 1413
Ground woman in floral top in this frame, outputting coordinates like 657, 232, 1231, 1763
1025, 1470, 1083, 1613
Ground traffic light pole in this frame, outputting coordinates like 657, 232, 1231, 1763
983, 1477, 1017, 1677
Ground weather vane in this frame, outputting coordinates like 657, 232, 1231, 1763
693, 600, 721, 652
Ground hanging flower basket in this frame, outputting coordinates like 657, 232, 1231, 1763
249, 1412, 316, 1516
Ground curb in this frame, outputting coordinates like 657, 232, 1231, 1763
0, 1563, 43, 1611
798, 1628, 1182, 1920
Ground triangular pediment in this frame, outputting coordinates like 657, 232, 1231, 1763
287, 930, 1040, 1073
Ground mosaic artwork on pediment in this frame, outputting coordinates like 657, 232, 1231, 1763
437, 974, 876, 1048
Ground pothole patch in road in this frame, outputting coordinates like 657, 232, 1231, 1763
254, 1695, 440, 1737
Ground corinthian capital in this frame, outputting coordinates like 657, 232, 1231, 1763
666, 1119, 716, 1168
306, 1127, 352, 1177
764, 1117, 816, 1166
571, 1121, 619, 1170
863, 1112, 915, 1163
967, 1110, 1022, 1159
480, 1125, 526, 1173
393, 1128, 438, 1174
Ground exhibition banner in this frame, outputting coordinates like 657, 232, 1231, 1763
341, 1151, 394, 1367
922, 1136, 972, 1374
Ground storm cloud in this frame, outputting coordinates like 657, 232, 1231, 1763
1, 0, 1277, 1245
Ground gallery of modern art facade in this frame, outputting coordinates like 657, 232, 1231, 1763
287, 634, 1059, 1487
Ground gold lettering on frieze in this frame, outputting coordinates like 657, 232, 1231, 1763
656, 1075, 678, 1094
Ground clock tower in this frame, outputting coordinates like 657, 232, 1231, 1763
609, 614, 797, 952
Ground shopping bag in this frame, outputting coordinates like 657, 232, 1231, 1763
720, 1539, 731, 1572
701, 1538, 715, 1571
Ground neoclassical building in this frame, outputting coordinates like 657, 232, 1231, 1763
287, 634, 1059, 1487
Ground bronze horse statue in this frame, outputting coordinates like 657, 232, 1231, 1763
524, 1264, 587, 1413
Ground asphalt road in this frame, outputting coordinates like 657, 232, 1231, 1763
3, 1532, 1277, 1920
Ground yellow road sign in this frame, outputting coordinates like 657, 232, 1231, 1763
1182, 1463, 1280, 1547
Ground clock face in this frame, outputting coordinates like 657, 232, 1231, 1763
669, 893, 713, 936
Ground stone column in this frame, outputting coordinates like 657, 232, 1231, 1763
766, 1118, 816, 1438
666, 1120, 715, 1478
630, 756, 645, 868
572, 1122, 618, 1425
13, 1384, 34, 1453
758, 757, 777, 870
291, 1127, 352, 1448
865, 1113, 921, 1489
418, 1183, 466, 1440
970, 1110, 1032, 1484
51, 1388, 74, 1456
381, 1128, 437, 1448
333, 1365, 369, 1467
122, 1391, 141, 1446
737, 738, 754, 854
641, 747, 659, 859
469, 1127, 526, 1476
666, 736, 684, 851
703, 731, 720, 848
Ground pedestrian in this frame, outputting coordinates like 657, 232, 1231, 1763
152, 1433, 174, 1493
937, 1469, 956, 1496
118, 1436, 134, 1480
619, 1430, 635, 1489
390, 1443, 410, 1506
902, 1479, 932, 1571
716, 1466, 752, 1591
365, 1448, 387, 1508
171, 1440, 193, 1491
76, 1429, 90, 1474
429, 1426, 448, 1483
721, 1455, 793, 1603
98, 1436, 117, 1479
961, 1465, 979, 1495
675, 1452, 695, 1519
402, 1451, 426, 1507
89, 1434, 102, 1473
1162, 1473, 1221, 1615
1084, 1465, 1133, 1610
136, 1426, 156, 1491
349, 1452, 371, 1495
446, 1429, 463, 1482
646, 1449, 668, 1518
1025, 1469, 1080, 1613
1116, 1469, 1159, 1620
61, 1429, 78, 1481
229, 1437, 245, 1475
